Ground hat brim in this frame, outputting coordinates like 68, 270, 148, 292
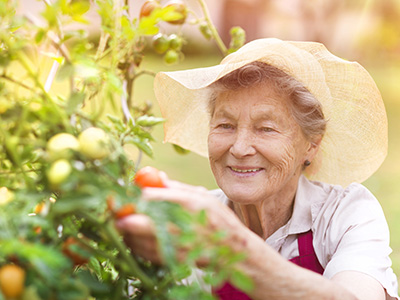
154, 38, 387, 187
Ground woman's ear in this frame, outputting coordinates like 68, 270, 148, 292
305, 135, 323, 163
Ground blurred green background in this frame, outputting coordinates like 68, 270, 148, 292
16, 0, 400, 284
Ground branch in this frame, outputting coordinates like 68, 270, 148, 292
0, 74, 35, 92
121, 80, 134, 124
135, 70, 157, 78
197, 0, 228, 56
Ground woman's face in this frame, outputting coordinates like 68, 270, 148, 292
208, 81, 315, 204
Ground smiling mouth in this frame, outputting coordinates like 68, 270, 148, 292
230, 167, 263, 173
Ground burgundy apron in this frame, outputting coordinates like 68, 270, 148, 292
213, 230, 324, 300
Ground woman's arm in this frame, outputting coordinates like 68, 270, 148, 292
116, 183, 385, 300
234, 226, 385, 300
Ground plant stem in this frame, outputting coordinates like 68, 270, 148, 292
197, 0, 228, 56
103, 221, 155, 290
121, 80, 134, 124
135, 70, 157, 78
78, 211, 154, 289
95, 32, 110, 61
0, 74, 34, 91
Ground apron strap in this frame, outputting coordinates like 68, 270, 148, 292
214, 230, 324, 299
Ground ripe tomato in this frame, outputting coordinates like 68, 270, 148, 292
139, 0, 160, 19
62, 237, 89, 266
164, 1, 187, 25
0, 264, 26, 299
115, 203, 137, 219
134, 166, 165, 188
34, 201, 45, 214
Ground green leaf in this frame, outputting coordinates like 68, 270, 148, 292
136, 115, 165, 127
105, 72, 123, 93
124, 136, 153, 157
230, 270, 254, 293
70, 1, 91, 16
76, 268, 111, 296
57, 62, 75, 81
173, 144, 190, 155
35, 28, 46, 44
75, 60, 100, 80
107, 114, 125, 132
66, 92, 85, 114
41, 4, 58, 28
21, 285, 42, 300
121, 14, 135, 40
56, 277, 90, 300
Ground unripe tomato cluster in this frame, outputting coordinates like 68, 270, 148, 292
139, 0, 187, 65
139, 0, 188, 25
46, 127, 110, 187
152, 33, 184, 64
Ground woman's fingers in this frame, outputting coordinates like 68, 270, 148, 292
116, 213, 156, 236
116, 214, 164, 264
141, 186, 215, 212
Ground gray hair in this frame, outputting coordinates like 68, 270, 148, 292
208, 61, 327, 141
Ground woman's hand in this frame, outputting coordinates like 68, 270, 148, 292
116, 179, 249, 266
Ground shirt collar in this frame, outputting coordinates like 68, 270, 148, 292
266, 175, 326, 246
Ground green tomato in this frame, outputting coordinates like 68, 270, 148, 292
47, 133, 80, 160
0, 187, 14, 206
199, 23, 212, 40
78, 127, 110, 160
152, 33, 170, 54
164, 49, 179, 65
47, 159, 72, 186
168, 34, 183, 50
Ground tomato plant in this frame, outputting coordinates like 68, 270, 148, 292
61, 237, 90, 266
0, 0, 247, 299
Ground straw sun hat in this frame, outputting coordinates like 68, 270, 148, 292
154, 38, 387, 187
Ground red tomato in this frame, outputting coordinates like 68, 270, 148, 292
0, 264, 25, 298
115, 203, 137, 219
134, 166, 165, 188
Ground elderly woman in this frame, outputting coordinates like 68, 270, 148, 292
117, 38, 399, 299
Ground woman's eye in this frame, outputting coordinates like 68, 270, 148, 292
219, 123, 233, 129
261, 127, 274, 132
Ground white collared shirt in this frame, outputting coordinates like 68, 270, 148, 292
211, 175, 399, 299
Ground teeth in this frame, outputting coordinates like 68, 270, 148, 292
231, 167, 261, 173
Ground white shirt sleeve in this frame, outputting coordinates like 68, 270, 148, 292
312, 183, 399, 299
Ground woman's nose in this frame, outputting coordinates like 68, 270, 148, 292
229, 129, 256, 157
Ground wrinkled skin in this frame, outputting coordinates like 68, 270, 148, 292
208, 81, 320, 238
